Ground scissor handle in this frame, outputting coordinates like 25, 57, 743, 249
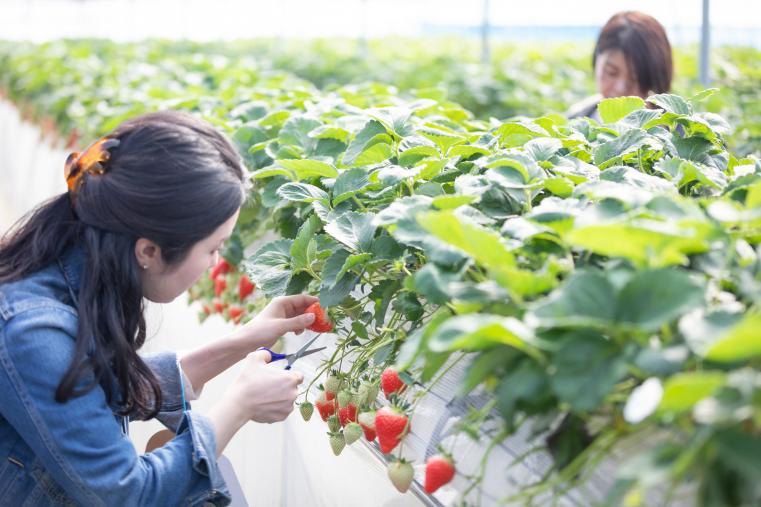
257, 347, 292, 369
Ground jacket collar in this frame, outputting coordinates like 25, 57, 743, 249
57, 243, 86, 307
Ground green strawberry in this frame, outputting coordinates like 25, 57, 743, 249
327, 414, 341, 432
325, 374, 342, 398
388, 459, 414, 493
299, 402, 313, 422
337, 390, 353, 408
329, 431, 345, 456
344, 422, 363, 445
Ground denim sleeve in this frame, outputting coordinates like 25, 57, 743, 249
0, 307, 231, 507
140, 351, 189, 431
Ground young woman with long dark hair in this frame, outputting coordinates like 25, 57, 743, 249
568, 11, 674, 120
0, 110, 317, 505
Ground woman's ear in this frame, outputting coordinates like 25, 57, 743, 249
134, 238, 162, 271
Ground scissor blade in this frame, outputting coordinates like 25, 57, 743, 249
287, 346, 326, 365
291, 334, 321, 360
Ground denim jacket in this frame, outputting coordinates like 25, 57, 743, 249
0, 245, 231, 506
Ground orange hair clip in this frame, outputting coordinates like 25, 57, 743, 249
64, 137, 120, 193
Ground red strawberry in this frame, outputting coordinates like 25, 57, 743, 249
381, 368, 406, 399
338, 403, 357, 427
315, 391, 336, 422
210, 259, 231, 280
358, 411, 376, 441
424, 454, 455, 494
238, 275, 255, 301
388, 459, 414, 493
304, 302, 333, 333
214, 277, 227, 297
228, 305, 244, 324
212, 298, 226, 314
202, 304, 211, 315
375, 406, 409, 454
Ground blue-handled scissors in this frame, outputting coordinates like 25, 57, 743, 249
258, 334, 326, 370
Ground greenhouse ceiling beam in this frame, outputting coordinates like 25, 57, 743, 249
481, 0, 491, 65
700, 0, 711, 85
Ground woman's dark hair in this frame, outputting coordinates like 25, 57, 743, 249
593, 11, 673, 95
0, 111, 247, 417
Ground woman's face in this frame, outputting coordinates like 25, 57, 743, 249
140, 209, 240, 303
595, 49, 645, 99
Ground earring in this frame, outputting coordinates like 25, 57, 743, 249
143, 265, 148, 270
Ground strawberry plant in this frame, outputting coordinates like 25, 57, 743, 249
232, 88, 761, 505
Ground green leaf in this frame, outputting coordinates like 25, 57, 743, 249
279, 116, 321, 153
496, 121, 548, 148
598, 96, 646, 123
309, 125, 350, 143
335, 253, 373, 281
319, 249, 360, 307
657, 371, 725, 414
550, 331, 628, 412
276, 182, 329, 203
290, 215, 321, 272
704, 312, 761, 363
392, 292, 424, 321
531, 270, 616, 329
355, 143, 394, 166
428, 314, 542, 360
417, 210, 515, 271
251, 166, 294, 180
324, 211, 377, 252
276, 159, 338, 179
647, 93, 693, 115
592, 128, 650, 167
431, 194, 476, 209
524, 137, 563, 162
342, 120, 388, 166
332, 167, 371, 204
396, 309, 451, 370
565, 219, 711, 268
243, 239, 293, 297
419, 126, 466, 153
615, 269, 704, 332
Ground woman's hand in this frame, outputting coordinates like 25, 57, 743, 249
209, 349, 304, 455
236, 294, 318, 349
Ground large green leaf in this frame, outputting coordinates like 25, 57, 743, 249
550, 331, 628, 412
647, 93, 693, 116
276, 159, 339, 179
598, 96, 646, 123
417, 210, 515, 271
615, 269, 704, 332
566, 219, 711, 267
279, 116, 321, 153
276, 182, 329, 203
704, 313, 761, 363
324, 211, 377, 252
342, 119, 388, 166
657, 371, 725, 414
427, 314, 542, 360
290, 215, 321, 272
531, 270, 616, 328
243, 239, 293, 297
593, 128, 651, 167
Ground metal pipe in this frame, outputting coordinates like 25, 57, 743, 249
699, 0, 711, 86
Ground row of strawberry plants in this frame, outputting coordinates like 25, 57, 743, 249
1, 39, 758, 156
223, 88, 761, 505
